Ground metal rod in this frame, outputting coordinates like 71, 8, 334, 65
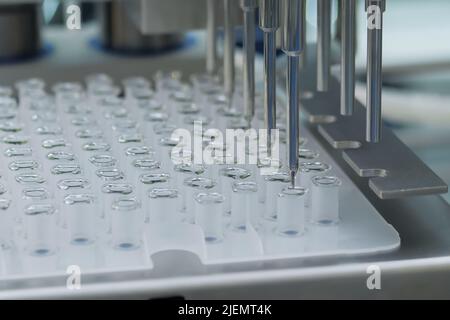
282, 0, 306, 186
241, 0, 258, 126
223, 0, 235, 108
317, 0, 331, 92
259, 0, 279, 149
206, 0, 218, 74
366, 0, 385, 143
287, 55, 300, 186
340, 0, 356, 116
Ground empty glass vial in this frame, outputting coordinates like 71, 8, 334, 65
24, 204, 57, 256
231, 181, 258, 231
299, 162, 331, 207
174, 163, 206, 210
0, 199, 13, 249
264, 171, 291, 220
219, 167, 251, 215
93, 167, 125, 192
139, 173, 170, 221
64, 194, 98, 245
21, 187, 52, 224
194, 192, 225, 243
311, 176, 342, 225
14, 173, 47, 200
101, 182, 134, 231
183, 177, 216, 223
276, 187, 308, 237
111, 197, 143, 250
148, 188, 179, 223
129, 158, 161, 185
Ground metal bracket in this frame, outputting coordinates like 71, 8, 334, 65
298, 68, 448, 199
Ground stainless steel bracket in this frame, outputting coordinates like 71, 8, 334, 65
298, 67, 448, 199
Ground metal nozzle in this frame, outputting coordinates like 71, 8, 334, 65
317, 0, 331, 92
206, 0, 218, 74
366, 0, 386, 143
282, 0, 306, 184
259, 0, 279, 149
340, 0, 356, 116
240, 0, 258, 125
224, 0, 236, 108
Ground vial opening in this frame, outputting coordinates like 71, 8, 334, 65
57, 178, 90, 190
312, 176, 342, 188
195, 192, 225, 205
22, 188, 49, 200
300, 161, 331, 173
232, 181, 258, 193
140, 173, 170, 185
64, 194, 96, 205
184, 177, 216, 190
112, 198, 141, 211
102, 183, 133, 195
149, 188, 178, 199
220, 167, 251, 180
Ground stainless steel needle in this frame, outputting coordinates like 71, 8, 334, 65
241, 0, 258, 127
317, 0, 331, 92
282, 0, 306, 186
224, 0, 236, 109
259, 0, 279, 151
206, 0, 218, 74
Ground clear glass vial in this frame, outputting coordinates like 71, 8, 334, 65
64, 194, 98, 245
264, 171, 291, 220
219, 167, 251, 215
24, 204, 57, 256
0, 199, 13, 249
148, 188, 179, 223
311, 176, 342, 225
194, 192, 225, 243
111, 197, 143, 250
299, 161, 331, 207
231, 181, 258, 231
183, 177, 216, 223
276, 187, 308, 237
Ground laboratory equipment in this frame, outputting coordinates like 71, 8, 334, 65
0, 0, 448, 300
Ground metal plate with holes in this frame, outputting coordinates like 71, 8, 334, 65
298, 66, 447, 199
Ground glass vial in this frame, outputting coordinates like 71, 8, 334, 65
231, 181, 258, 231
64, 194, 98, 245
264, 171, 291, 220
299, 162, 331, 207
24, 204, 57, 256
147, 188, 179, 224
183, 177, 216, 223
111, 198, 143, 250
311, 176, 342, 225
194, 192, 225, 243
276, 187, 308, 237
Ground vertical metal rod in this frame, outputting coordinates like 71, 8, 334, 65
317, 0, 331, 92
264, 31, 277, 144
340, 0, 356, 116
241, 0, 258, 125
287, 55, 300, 187
224, 0, 235, 108
206, 0, 218, 74
259, 0, 279, 150
366, 0, 385, 143
282, 0, 306, 186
